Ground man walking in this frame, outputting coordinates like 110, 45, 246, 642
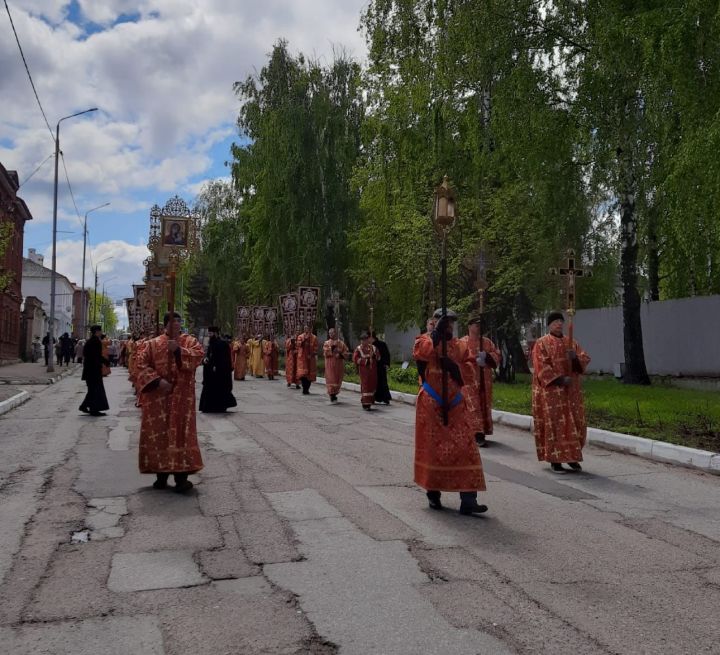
532, 312, 591, 472
135, 312, 205, 492
296, 325, 318, 395
79, 325, 110, 416
353, 331, 380, 410
323, 327, 349, 402
372, 331, 392, 405
413, 309, 487, 515
199, 326, 237, 413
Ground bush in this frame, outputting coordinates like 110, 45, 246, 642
388, 365, 419, 386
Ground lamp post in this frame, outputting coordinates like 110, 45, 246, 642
431, 176, 457, 426
48, 107, 98, 372
92, 256, 114, 324
81, 202, 110, 337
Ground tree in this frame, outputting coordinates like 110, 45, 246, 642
88, 291, 117, 335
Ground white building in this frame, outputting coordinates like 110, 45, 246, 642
21, 249, 77, 337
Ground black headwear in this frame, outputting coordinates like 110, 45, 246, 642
546, 311, 565, 326
208, 326, 220, 333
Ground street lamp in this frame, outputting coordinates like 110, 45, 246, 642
81, 202, 110, 337
92, 256, 114, 323
48, 107, 98, 372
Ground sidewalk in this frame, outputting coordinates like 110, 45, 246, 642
0, 361, 80, 385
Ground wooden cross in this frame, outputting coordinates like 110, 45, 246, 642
549, 249, 592, 341
328, 289, 346, 339
364, 279, 379, 333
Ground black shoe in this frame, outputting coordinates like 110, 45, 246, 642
427, 492, 443, 510
363, 405, 371, 411
551, 463, 565, 473
568, 462, 583, 471
153, 473, 169, 490
79, 406, 89, 414
459, 503, 488, 516
475, 433, 487, 447
89, 411, 106, 416
330, 394, 337, 402
295, 384, 301, 390
302, 389, 309, 395
287, 383, 291, 388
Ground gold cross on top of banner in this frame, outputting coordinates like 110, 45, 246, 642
549, 249, 592, 316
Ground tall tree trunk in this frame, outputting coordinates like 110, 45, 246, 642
617, 147, 650, 385
647, 204, 660, 301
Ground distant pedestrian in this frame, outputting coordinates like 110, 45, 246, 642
296, 325, 318, 395
75, 339, 85, 365
262, 334, 279, 380
323, 327, 349, 402
231, 334, 249, 381
353, 331, 380, 410
135, 312, 205, 492
372, 331, 392, 405
42, 332, 55, 366
284, 332, 299, 389
531, 312, 591, 473
60, 332, 73, 365
31, 336, 42, 363
199, 326, 237, 413
79, 325, 110, 416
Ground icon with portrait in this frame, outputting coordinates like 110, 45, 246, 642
162, 217, 188, 247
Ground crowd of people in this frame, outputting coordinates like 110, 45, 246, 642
78, 309, 591, 513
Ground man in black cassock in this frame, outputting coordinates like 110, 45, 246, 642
199, 326, 237, 413
79, 325, 110, 416
372, 331, 392, 405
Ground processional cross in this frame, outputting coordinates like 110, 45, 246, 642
363, 279, 379, 333
549, 249, 592, 343
328, 289, 346, 340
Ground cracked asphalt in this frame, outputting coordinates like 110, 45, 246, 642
0, 368, 719, 654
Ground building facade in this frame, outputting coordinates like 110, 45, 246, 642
0, 163, 33, 363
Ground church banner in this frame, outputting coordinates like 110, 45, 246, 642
279, 292, 299, 337
297, 286, 320, 329
235, 305, 251, 337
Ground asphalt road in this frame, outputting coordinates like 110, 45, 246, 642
0, 369, 718, 654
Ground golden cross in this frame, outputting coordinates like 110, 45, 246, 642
549, 249, 592, 317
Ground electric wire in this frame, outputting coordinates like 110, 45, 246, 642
18, 152, 54, 187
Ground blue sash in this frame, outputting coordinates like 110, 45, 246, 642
422, 382, 463, 410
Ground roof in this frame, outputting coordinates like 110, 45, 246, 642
22, 257, 75, 287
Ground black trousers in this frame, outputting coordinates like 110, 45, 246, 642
300, 377, 311, 393
427, 490, 477, 505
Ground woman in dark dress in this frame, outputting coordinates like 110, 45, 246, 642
79, 325, 110, 416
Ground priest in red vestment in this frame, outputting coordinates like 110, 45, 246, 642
531, 311, 591, 473
232, 335, 248, 381
285, 333, 299, 388
135, 312, 205, 492
353, 331, 380, 410
262, 335, 279, 380
413, 309, 487, 515
323, 327, 349, 402
296, 325, 318, 395
459, 316, 501, 447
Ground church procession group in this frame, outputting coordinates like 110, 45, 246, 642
78, 285, 590, 513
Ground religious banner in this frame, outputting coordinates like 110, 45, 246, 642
251, 306, 266, 336
236, 306, 251, 337
279, 292, 299, 337
297, 286, 320, 329
264, 306, 278, 337
125, 298, 136, 334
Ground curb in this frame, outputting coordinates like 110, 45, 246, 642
0, 390, 31, 417
319, 376, 720, 476
0, 364, 80, 386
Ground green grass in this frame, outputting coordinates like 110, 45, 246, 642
347, 365, 720, 452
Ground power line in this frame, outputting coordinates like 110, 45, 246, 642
18, 152, 54, 187
3, 0, 55, 141
59, 153, 94, 271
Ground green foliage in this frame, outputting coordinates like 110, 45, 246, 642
88, 292, 117, 335
0, 221, 14, 292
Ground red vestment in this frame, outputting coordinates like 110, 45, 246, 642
285, 338, 298, 385
459, 335, 501, 435
323, 338, 349, 395
531, 334, 591, 463
262, 339, 279, 378
413, 334, 485, 492
353, 343, 379, 406
232, 340, 248, 380
296, 333, 318, 381
135, 333, 205, 474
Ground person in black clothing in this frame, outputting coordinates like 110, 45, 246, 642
199, 326, 237, 413
42, 332, 55, 366
60, 332, 74, 366
79, 325, 110, 416
372, 331, 392, 405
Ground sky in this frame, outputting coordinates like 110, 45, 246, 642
1, 0, 368, 327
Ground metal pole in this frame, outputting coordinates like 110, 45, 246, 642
441, 236, 448, 426
93, 267, 98, 324
81, 202, 109, 337
47, 123, 61, 373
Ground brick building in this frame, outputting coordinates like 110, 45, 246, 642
0, 163, 32, 363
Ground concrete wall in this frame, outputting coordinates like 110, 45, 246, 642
574, 295, 720, 377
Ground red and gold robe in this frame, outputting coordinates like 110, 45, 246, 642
135, 333, 205, 474
262, 339, 279, 378
296, 332, 318, 382
353, 343, 379, 406
101, 337, 111, 377
231, 340, 248, 380
459, 335, 501, 436
413, 334, 485, 492
323, 338, 349, 396
247, 338, 264, 377
285, 337, 298, 385
531, 333, 591, 463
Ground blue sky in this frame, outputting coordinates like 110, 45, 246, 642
1, 0, 367, 325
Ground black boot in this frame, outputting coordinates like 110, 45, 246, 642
153, 473, 169, 490
568, 462, 583, 471
551, 463, 565, 473
426, 490, 443, 510
173, 473, 193, 493
475, 432, 487, 447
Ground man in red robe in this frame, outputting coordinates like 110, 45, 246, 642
285, 333, 299, 388
323, 327, 349, 402
232, 335, 248, 381
532, 311, 591, 473
296, 325, 318, 395
353, 331, 380, 410
413, 309, 487, 515
135, 312, 205, 492
460, 316, 501, 447
262, 334, 279, 380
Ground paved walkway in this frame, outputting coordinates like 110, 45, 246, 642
0, 361, 80, 385
0, 369, 718, 654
